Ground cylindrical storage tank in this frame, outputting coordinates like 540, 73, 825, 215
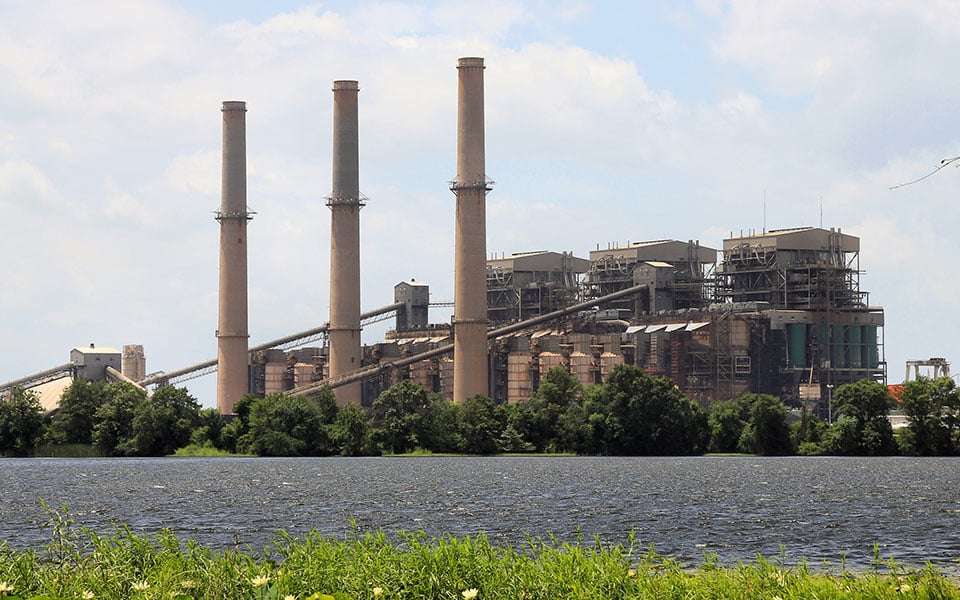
507, 353, 533, 404
865, 325, 879, 368
569, 351, 593, 388
439, 357, 455, 402
786, 323, 807, 369
264, 362, 287, 395
816, 324, 829, 365
538, 352, 564, 376
600, 351, 624, 382
121, 345, 146, 381
848, 324, 862, 368
831, 324, 847, 368
568, 333, 591, 355
293, 363, 315, 388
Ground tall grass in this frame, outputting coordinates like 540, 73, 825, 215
31, 444, 104, 458
0, 506, 957, 599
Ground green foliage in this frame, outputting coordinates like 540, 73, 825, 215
331, 404, 378, 456
523, 367, 582, 452
418, 396, 465, 453
898, 376, 959, 456
128, 386, 202, 456
601, 365, 709, 455
170, 442, 242, 457
829, 380, 897, 456
372, 380, 430, 454
458, 395, 504, 455
46, 379, 108, 445
1, 513, 958, 599
90, 382, 149, 456
708, 399, 749, 453
0, 388, 47, 457
739, 394, 793, 456
239, 393, 338, 457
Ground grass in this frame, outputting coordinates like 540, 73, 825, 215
31, 444, 105, 458
1, 506, 958, 599
169, 443, 252, 458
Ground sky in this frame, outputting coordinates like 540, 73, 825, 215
2, 0, 959, 408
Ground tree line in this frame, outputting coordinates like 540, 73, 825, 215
1, 365, 958, 457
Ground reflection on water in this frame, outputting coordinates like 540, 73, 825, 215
1, 456, 958, 568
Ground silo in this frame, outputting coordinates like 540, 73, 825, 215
848, 324, 863, 368
865, 325, 879, 368
786, 323, 807, 369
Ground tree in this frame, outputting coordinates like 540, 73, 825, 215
0, 388, 47, 457
601, 365, 708, 456
372, 381, 429, 454
240, 393, 337, 457
828, 380, 896, 456
736, 394, 793, 456
418, 397, 464, 453
219, 393, 259, 453
555, 384, 609, 455
898, 377, 959, 456
708, 399, 748, 453
127, 386, 202, 456
524, 367, 582, 452
47, 379, 108, 445
190, 407, 227, 448
458, 395, 504, 455
91, 382, 149, 456
331, 404, 377, 456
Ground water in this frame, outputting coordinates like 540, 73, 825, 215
1, 456, 958, 569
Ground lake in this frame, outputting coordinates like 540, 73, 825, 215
1, 456, 957, 569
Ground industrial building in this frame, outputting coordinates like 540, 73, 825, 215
0, 58, 886, 420
222, 226, 883, 418
584, 239, 717, 318
487, 251, 589, 326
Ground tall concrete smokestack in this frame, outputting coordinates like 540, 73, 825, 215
451, 57, 490, 402
327, 80, 363, 405
216, 100, 251, 414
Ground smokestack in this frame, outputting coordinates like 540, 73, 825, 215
327, 80, 363, 405
451, 57, 490, 402
216, 100, 251, 414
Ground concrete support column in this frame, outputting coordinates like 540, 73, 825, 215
328, 80, 363, 405
452, 57, 490, 402
216, 101, 251, 414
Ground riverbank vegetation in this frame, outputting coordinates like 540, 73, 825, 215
2, 366, 958, 458
1, 510, 958, 599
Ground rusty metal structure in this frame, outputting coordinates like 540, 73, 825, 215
486, 251, 589, 326
584, 240, 716, 318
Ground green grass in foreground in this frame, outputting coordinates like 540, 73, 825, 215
1, 508, 958, 599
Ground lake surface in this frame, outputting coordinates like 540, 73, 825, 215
1, 456, 957, 569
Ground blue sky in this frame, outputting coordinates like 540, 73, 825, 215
2, 0, 959, 406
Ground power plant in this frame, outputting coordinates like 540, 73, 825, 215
1, 58, 898, 420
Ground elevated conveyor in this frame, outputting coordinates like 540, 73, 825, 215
0, 363, 74, 395
137, 302, 404, 387
290, 283, 651, 396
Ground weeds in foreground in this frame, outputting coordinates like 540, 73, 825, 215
0, 507, 958, 599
